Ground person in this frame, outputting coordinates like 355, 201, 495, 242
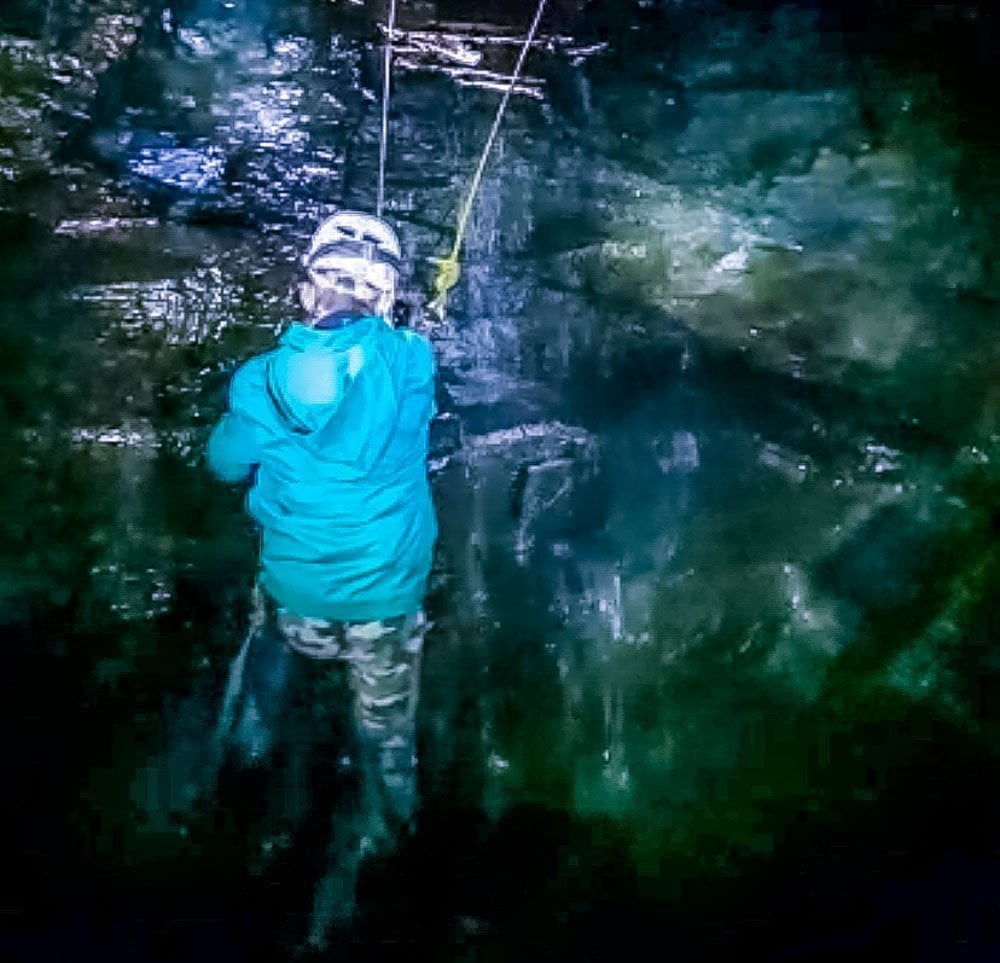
205, 211, 438, 833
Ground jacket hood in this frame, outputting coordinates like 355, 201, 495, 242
265, 318, 385, 435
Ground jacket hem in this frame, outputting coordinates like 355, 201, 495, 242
260, 576, 425, 623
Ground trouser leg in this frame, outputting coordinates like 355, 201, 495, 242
258, 602, 427, 825
344, 611, 427, 825
290, 612, 426, 950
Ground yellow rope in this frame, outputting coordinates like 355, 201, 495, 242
428, 0, 549, 319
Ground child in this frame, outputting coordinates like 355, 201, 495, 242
206, 211, 438, 827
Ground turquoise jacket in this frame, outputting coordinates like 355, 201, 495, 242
207, 317, 438, 622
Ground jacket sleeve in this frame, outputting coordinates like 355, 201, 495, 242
206, 362, 265, 484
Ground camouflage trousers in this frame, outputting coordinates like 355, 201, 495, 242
243, 586, 427, 823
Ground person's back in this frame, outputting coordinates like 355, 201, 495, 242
210, 311, 437, 621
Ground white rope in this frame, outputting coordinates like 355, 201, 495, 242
377, 0, 399, 218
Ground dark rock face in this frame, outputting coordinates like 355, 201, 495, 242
1, 0, 998, 957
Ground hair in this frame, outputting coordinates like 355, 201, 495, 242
300, 277, 380, 322
317, 285, 377, 317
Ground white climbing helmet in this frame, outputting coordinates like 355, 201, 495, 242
302, 211, 402, 322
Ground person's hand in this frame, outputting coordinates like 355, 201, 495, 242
391, 299, 412, 328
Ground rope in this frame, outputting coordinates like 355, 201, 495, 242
428, 0, 549, 317
376, 0, 399, 219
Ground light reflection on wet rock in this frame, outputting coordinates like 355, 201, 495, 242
71, 270, 247, 345
384, 21, 604, 99
2, 2, 998, 943
54, 216, 160, 236
127, 143, 227, 194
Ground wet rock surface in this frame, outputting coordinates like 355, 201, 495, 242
2, 0, 999, 958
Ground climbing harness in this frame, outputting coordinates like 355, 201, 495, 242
376, 0, 398, 219
427, 0, 550, 318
